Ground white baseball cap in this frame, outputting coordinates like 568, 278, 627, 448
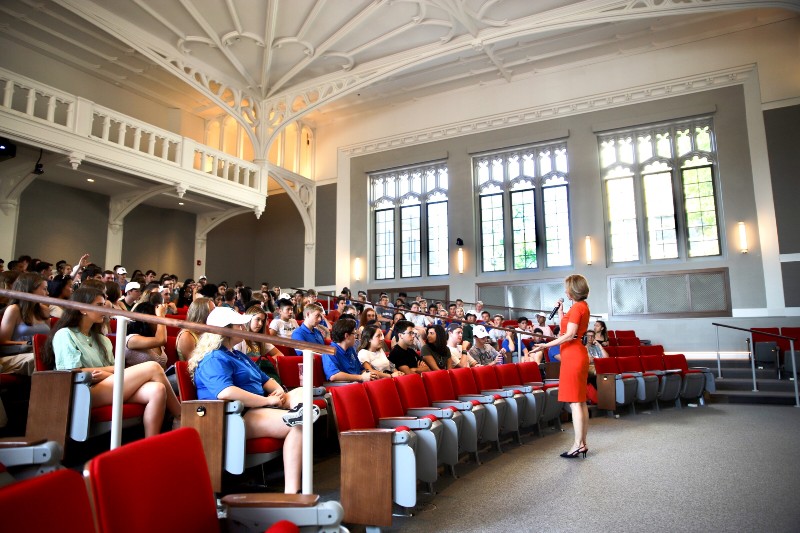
206, 307, 250, 328
472, 325, 490, 338
124, 281, 141, 293
116, 267, 127, 275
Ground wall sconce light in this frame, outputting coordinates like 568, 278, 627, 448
353, 257, 363, 281
456, 238, 465, 274
738, 222, 748, 254
585, 236, 592, 265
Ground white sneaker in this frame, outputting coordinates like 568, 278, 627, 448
282, 403, 321, 427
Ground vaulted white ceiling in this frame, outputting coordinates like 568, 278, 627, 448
3, 1, 797, 144
0, 0, 797, 212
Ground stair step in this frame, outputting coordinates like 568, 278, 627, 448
713, 378, 796, 392
709, 390, 799, 406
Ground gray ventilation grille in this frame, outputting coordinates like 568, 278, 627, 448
609, 268, 730, 318
478, 279, 565, 316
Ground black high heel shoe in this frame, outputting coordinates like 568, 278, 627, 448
560, 446, 588, 459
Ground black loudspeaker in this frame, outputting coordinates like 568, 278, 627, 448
0, 138, 16, 161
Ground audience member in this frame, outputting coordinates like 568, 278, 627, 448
323, 317, 374, 382
234, 305, 283, 384
124, 301, 168, 369
268, 299, 298, 338
177, 279, 196, 308
47, 287, 181, 437
593, 320, 610, 346
388, 320, 430, 375
176, 297, 214, 361
585, 330, 608, 359
0, 273, 44, 376
535, 312, 555, 338
446, 323, 479, 368
190, 307, 318, 494
468, 325, 504, 366
420, 324, 452, 370
118, 282, 142, 311
47, 274, 74, 317
291, 303, 325, 354
357, 324, 401, 379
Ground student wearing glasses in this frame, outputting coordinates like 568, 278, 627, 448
388, 320, 431, 375
323, 317, 378, 382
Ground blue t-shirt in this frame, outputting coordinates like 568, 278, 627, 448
194, 347, 271, 400
291, 323, 325, 355
322, 342, 362, 380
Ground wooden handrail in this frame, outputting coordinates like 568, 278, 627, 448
0, 288, 334, 355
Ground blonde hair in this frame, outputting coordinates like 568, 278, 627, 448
187, 332, 225, 381
303, 302, 323, 319
565, 274, 590, 302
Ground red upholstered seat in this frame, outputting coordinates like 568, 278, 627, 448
32, 333, 49, 371
165, 336, 179, 366
604, 345, 619, 358
593, 357, 620, 375
663, 354, 703, 376
91, 403, 146, 422
329, 383, 377, 432
0, 468, 95, 533
615, 330, 637, 338
86, 428, 221, 533
449, 367, 482, 396
639, 344, 665, 356
517, 361, 545, 384
275, 355, 325, 388
616, 337, 641, 346
246, 437, 284, 455
615, 346, 640, 358
640, 355, 666, 373
364, 377, 407, 422
394, 373, 433, 410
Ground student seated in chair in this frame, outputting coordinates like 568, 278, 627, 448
323, 317, 377, 382
389, 320, 431, 375
190, 307, 319, 494
46, 287, 182, 438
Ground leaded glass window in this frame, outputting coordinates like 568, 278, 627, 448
369, 162, 449, 279
474, 141, 571, 272
599, 117, 720, 263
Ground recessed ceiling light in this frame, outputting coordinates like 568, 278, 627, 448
178, 202, 184, 206
87, 178, 95, 182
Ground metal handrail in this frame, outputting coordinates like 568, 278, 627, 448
711, 322, 798, 407
0, 288, 332, 493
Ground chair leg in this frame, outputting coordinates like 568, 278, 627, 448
449, 464, 458, 479
472, 451, 481, 465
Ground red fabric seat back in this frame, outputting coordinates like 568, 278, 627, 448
615, 330, 637, 338
495, 364, 523, 387
640, 355, 666, 372
175, 360, 197, 401
502, 320, 518, 328
86, 427, 219, 533
165, 336, 178, 367
449, 367, 480, 395
616, 356, 645, 374
422, 369, 458, 401
471, 365, 502, 390
275, 344, 297, 357
276, 356, 303, 388
517, 361, 544, 383
593, 357, 620, 375
604, 345, 619, 358
616, 337, 641, 346
32, 333, 50, 371
663, 354, 690, 375
616, 346, 640, 358
166, 325, 181, 336
607, 330, 616, 339
752, 327, 780, 344
781, 327, 800, 353
330, 383, 376, 432
0, 468, 95, 533
364, 378, 406, 421
639, 345, 665, 356
394, 373, 431, 410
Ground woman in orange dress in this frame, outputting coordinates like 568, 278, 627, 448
532, 274, 591, 458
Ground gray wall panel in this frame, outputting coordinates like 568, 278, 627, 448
123, 204, 196, 279
17, 179, 108, 268
315, 183, 337, 287
764, 104, 800, 255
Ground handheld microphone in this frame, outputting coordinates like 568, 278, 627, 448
548, 298, 564, 321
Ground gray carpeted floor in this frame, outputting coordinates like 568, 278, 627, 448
312, 403, 800, 532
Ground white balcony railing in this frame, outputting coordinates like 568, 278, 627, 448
0, 67, 262, 193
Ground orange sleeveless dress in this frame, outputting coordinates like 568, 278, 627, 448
557, 300, 590, 403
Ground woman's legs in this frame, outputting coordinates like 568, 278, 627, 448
570, 401, 589, 450
89, 361, 181, 436
244, 408, 302, 493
